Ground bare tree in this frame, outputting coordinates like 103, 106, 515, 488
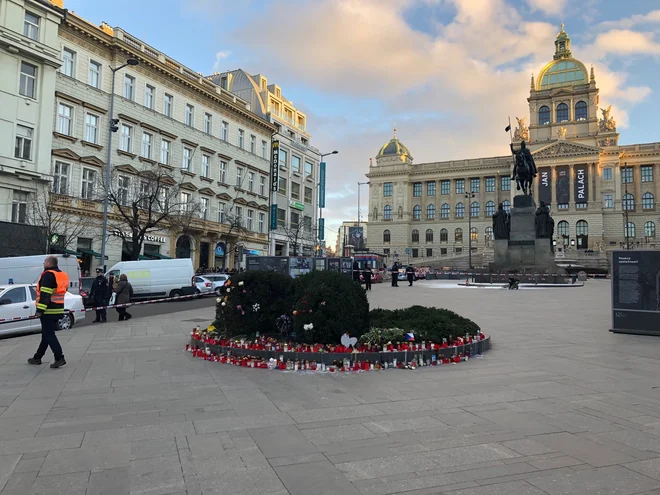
282, 216, 315, 256
102, 166, 202, 261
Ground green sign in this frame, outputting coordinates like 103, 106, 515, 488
319, 162, 326, 208
270, 204, 277, 230
318, 218, 325, 241
289, 201, 305, 211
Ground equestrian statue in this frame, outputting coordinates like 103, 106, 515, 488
510, 140, 537, 196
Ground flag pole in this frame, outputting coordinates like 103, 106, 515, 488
508, 116, 514, 145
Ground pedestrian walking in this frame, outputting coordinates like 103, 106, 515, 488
114, 274, 134, 321
390, 261, 399, 287
352, 260, 361, 284
406, 265, 415, 286
89, 268, 109, 322
362, 265, 373, 291
27, 255, 69, 369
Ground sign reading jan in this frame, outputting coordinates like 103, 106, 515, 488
574, 165, 589, 203
538, 167, 552, 205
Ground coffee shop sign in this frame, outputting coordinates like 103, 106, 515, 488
112, 231, 166, 244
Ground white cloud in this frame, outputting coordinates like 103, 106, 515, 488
525, 0, 568, 17
213, 51, 231, 71
599, 10, 660, 30
591, 29, 660, 55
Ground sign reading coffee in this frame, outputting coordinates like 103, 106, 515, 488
574, 165, 589, 203
555, 165, 569, 204
538, 167, 552, 205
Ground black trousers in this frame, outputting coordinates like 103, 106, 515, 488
364, 278, 372, 290
391, 275, 398, 286
34, 316, 63, 361
116, 307, 131, 320
94, 308, 107, 321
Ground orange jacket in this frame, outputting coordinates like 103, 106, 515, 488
36, 268, 69, 316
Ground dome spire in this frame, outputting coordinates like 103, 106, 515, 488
393, 124, 397, 139
590, 64, 595, 82
554, 23, 571, 60
530, 73, 535, 89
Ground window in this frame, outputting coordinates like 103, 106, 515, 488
424, 248, 432, 257
470, 178, 480, 193
278, 177, 287, 195
576, 220, 588, 237
645, 221, 656, 238
539, 106, 550, 125
218, 202, 226, 223
185, 104, 194, 126
412, 205, 421, 220
304, 186, 312, 204
470, 227, 478, 242
19, 62, 37, 99
411, 229, 419, 242
575, 101, 587, 121
470, 202, 480, 217
141, 133, 153, 159
3, 287, 27, 304
455, 228, 463, 243
238, 129, 245, 149
440, 228, 448, 242
182, 147, 192, 171
143, 85, 155, 109
180, 192, 192, 213
247, 209, 254, 230
221, 121, 228, 141
557, 203, 569, 210
11, 191, 28, 223
291, 155, 301, 173
556, 221, 568, 244
279, 148, 288, 168
204, 113, 212, 134
219, 161, 227, 183
412, 248, 419, 258
383, 182, 393, 197
625, 222, 636, 239
83, 113, 99, 143
622, 167, 633, 184
57, 103, 73, 135
120, 124, 132, 152
603, 168, 612, 180
24, 11, 40, 40
202, 155, 210, 178
441, 203, 450, 218
248, 172, 255, 192
117, 175, 130, 205
427, 182, 436, 196
501, 176, 511, 191
485, 177, 495, 192
384, 205, 392, 220
502, 200, 511, 213
383, 248, 390, 256
383, 230, 391, 242
261, 176, 267, 196
425, 229, 433, 243
81, 168, 96, 199
413, 183, 422, 197
277, 208, 286, 228
52, 161, 69, 195
426, 204, 435, 220
455, 202, 464, 218
14, 125, 33, 160
603, 194, 613, 208
88, 60, 101, 88
262, 140, 267, 159
485, 227, 493, 241
200, 197, 209, 220
485, 201, 495, 216
641, 165, 654, 183
258, 212, 265, 233
623, 193, 635, 211
439, 180, 450, 195
304, 161, 313, 177
291, 182, 300, 200
160, 139, 170, 164
556, 103, 568, 122
163, 94, 173, 117
290, 211, 299, 229
643, 192, 655, 210
455, 179, 465, 194
250, 135, 256, 154
61, 48, 75, 77
576, 202, 587, 209
236, 167, 243, 187
123, 75, 135, 100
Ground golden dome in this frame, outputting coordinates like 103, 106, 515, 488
376, 127, 413, 160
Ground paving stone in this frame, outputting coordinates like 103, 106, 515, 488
39, 444, 131, 475
288, 405, 385, 424
624, 458, 660, 481
364, 415, 445, 434
0, 398, 56, 418
29, 471, 90, 495
533, 431, 638, 467
335, 452, 440, 481
500, 439, 557, 456
12, 457, 44, 474
86, 467, 130, 495
193, 413, 294, 434
275, 460, 361, 495
0, 455, 20, 492
0, 433, 83, 455
0, 470, 38, 495
444, 480, 547, 495
424, 443, 520, 469
0, 415, 47, 440
528, 465, 660, 495
248, 424, 318, 459
129, 455, 185, 495
301, 423, 379, 445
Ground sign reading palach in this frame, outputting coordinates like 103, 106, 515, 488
537, 167, 552, 205
611, 250, 660, 335
271, 141, 280, 192
574, 165, 589, 203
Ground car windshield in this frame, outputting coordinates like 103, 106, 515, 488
80, 278, 94, 290
204, 275, 227, 281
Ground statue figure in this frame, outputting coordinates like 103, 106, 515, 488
557, 127, 567, 140
513, 117, 530, 142
510, 140, 537, 196
492, 203, 510, 240
372, 207, 378, 220
397, 205, 403, 219
599, 105, 616, 132
535, 201, 553, 238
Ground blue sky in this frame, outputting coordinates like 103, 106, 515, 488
62, 0, 660, 243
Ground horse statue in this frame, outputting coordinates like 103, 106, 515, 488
510, 141, 536, 196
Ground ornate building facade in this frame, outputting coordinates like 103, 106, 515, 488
366, 26, 660, 264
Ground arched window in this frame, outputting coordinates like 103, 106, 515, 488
440, 228, 448, 242
623, 193, 635, 211
470, 201, 480, 218
411, 229, 419, 242
485, 201, 496, 216
575, 100, 587, 121
645, 221, 656, 238
425, 229, 433, 243
485, 226, 493, 241
642, 192, 655, 210
502, 200, 511, 213
556, 102, 568, 122
455, 202, 465, 218
625, 222, 636, 239
539, 105, 550, 125
558, 220, 569, 246
470, 227, 478, 241
441, 203, 450, 218
413, 205, 421, 220
384, 205, 392, 220
426, 204, 436, 220
455, 228, 463, 242
383, 229, 390, 243
576, 220, 588, 236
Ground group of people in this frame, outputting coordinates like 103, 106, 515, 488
389, 261, 416, 287
88, 268, 134, 322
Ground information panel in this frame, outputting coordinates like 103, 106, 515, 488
538, 167, 552, 205
611, 250, 660, 335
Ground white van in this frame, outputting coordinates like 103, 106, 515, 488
0, 254, 81, 293
105, 259, 195, 300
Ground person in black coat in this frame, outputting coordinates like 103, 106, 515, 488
89, 268, 109, 322
391, 262, 399, 287
406, 265, 415, 286
352, 260, 361, 283
362, 266, 373, 291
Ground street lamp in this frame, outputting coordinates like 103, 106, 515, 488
465, 191, 475, 269
317, 150, 338, 255
356, 181, 369, 252
100, 57, 139, 270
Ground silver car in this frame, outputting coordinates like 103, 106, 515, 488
193, 276, 216, 297
200, 274, 230, 295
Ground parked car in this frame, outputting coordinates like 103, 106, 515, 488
0, 284, 86, 337
200, 274, 230, 294
359, 271, 383, 284
79, 276, 95, 307
193, 276, 216, 297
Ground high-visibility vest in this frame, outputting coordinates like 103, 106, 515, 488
36, 269, 69, 315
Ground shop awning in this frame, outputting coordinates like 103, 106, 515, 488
148, 253, 172, 259
79, 249, 107, 260
138, 255, 151, 260
52, 247, 81, 256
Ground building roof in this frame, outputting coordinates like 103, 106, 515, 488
376, 128, 413, 160
536, 25, 588, 91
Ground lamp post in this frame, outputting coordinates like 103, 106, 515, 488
100, 57, 139, 270
465, 191, 475, 269
357, 181, 369, 252
317, 150, 338, 255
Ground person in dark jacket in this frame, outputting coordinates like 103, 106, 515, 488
28, 256, 69, 369
114, 274, 134, 321
362, 265, 373, 291
352, 260, 361, 283
406, 265, 415, 286
391, 262, 399, 287
89, 268, 109, 323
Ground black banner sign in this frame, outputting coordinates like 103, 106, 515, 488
574, 164, 589, 203
271, 141, 280, 192
538, 167, 552, 205
556, 165, 569, 204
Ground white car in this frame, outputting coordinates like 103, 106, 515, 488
200, 274, 230, 294
0, 284, 85, 337
193, 276, 216, 297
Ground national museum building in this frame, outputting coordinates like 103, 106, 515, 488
366, 26, 660, 264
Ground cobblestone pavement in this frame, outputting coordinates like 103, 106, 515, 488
1, 279, 660, 495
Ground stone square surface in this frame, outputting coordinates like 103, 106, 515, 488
1, 279, 660, 494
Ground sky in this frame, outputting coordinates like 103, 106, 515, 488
62, 0, 660, 247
